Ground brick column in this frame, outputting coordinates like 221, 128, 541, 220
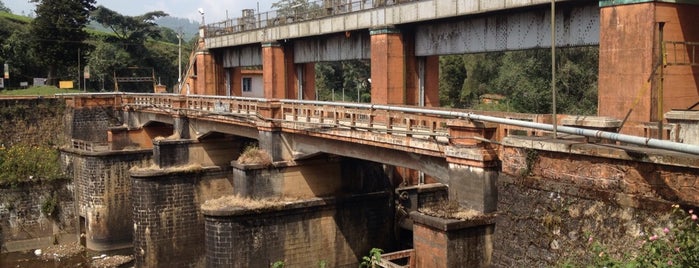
445, 120, 499, 213
370, 27, 407, 105
598, 1, 699, 133
301, 62, 316, 100
231, 67, 242, 96
423, 56, 440, 107
262, 42, 293, 99
411, 212, 495, 268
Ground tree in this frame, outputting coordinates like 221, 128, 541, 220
87, 41, 131, 91
0, 1, 10, 13
439, 55, 467, 108
29, 0, 96, 85
91, 6, 168, 57
271, 0, 322, 23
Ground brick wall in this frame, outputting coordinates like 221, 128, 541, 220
0, 180, 77, 252
203, 193, 394, 268
62, 149, 152, 251
68, 107, 121, 143
132, 167, 233, 267
412, 212, 494, 268
493, 141, 699, 267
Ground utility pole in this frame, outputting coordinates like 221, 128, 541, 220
177, 28, 183, 93
78, 48, 81, 90
551, 0, 557, 139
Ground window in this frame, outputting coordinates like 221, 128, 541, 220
242, 77, 252, 92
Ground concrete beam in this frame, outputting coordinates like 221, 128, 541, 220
285, 132, 450, 182
205, 0, 594, 49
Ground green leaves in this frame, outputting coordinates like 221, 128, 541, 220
0, 143, 65, 186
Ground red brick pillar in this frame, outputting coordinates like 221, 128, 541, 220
412, 212, 495, 268
262, 42, 293, 99
423, 56, 440, 107
231, 68, 242, 96
301, 63, 316, 100
370, 27, 407, 105
598, 2, 699, 134
193, 34, 218, 95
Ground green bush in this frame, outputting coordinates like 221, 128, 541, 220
583, 205, 699, 267
0, 143, 64, 186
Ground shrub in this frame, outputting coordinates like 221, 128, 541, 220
237, 145, 272, 166
584, 204, 699, 267
0, 143, 64, 186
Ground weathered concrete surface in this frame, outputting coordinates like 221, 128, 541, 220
412, 212, 495, 268
598, 2, 699, 133
232, 159, 343, 199
202, 193, 394, 268
61, 148, 152, 251
131, 167, 233, 268
666, 110, 699, 145
0, 180, 78, 253
206, 0, 596, 50
493, 135, 699, 267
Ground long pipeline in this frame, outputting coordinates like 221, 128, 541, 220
55, 93, 699, 155
282, 99, 699, 155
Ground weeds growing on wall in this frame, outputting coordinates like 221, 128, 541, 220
0, 143, 64, 186
237, 145, 272, 166
359, 248, 383, 268
571, 205, 699, 267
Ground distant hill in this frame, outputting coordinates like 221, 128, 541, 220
156, 16, 199, 39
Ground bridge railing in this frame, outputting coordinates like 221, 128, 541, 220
206, 0, 424, 38
280, 100, 450, 139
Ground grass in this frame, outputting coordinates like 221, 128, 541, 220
201, 195, 300, 211
0, 86, 83, 96
0, 11, 32, 24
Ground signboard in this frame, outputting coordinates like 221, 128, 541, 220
84, 66, 90, 79
33, 78, 47, 87
59, 81, 74, 89
0, 78, 4, 89
3, 63, 8, 79
19, 82, 28, 88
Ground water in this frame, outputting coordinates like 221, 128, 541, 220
1, 247, 134, 268
1, 251, 90, 268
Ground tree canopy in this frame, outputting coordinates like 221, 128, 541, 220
0, 1, 10, 13
29, 0, 96, 85
439, 48, 598, 115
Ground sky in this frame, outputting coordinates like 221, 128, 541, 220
7, 0, 278, 23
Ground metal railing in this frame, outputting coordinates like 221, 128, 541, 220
205, 0, 424, 37
665, 41, 699, 66
57, 93, 699, 155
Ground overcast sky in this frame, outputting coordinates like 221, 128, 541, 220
7, 0, 277, 23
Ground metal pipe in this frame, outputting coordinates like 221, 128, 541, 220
281, 99, 699, 155
55, 93, 699, 155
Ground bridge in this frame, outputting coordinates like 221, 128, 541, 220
60, 92, 699, 267
57, 0, 699, 267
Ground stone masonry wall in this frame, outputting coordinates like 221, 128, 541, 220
67, 106, 121, 143
62, 149, 152, 251
132, 167, 233, 268
203, 193, 394, 268
0, 180, 77, 252
492, 144, 699, 267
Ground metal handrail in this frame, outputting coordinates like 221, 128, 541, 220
57, 93, 699, 155
205, 0, 425, 37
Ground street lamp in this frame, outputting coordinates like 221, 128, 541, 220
198, 8, 205, 25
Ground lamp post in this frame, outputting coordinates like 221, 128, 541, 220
177, 30, 182, 93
